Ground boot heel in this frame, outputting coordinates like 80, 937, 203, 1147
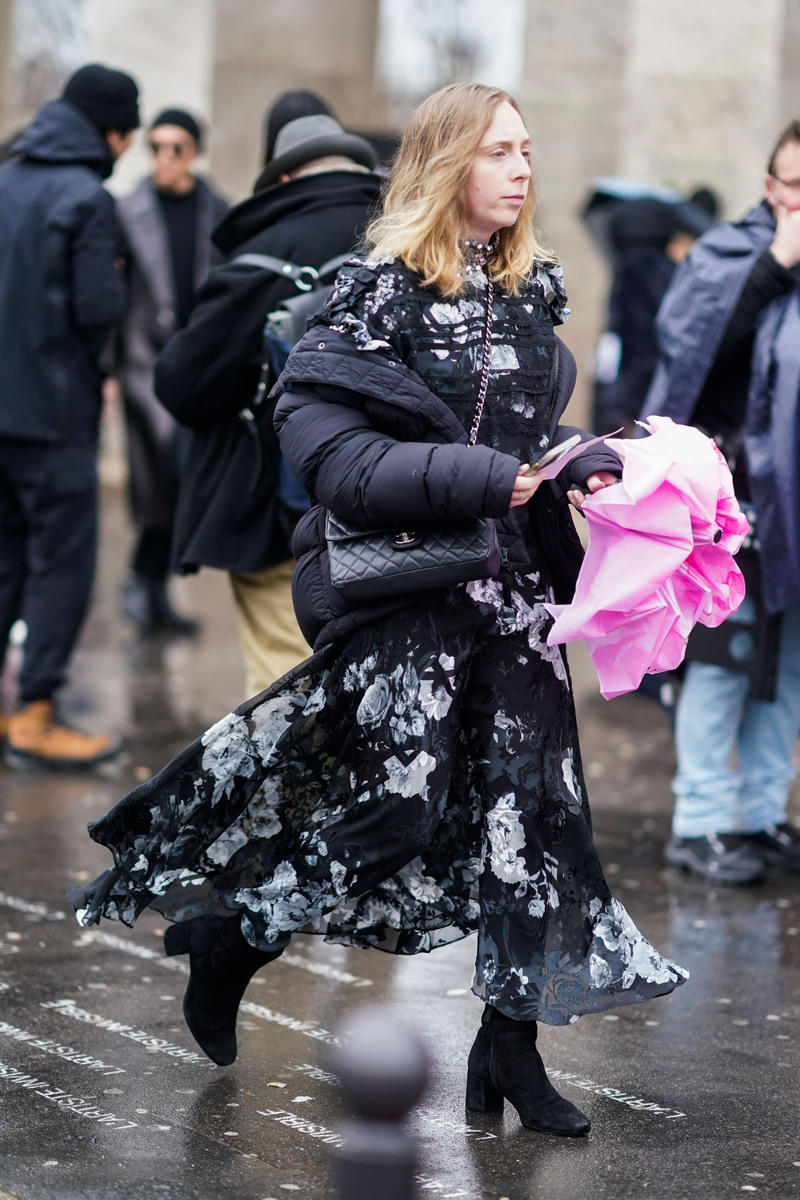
465, 1069, 504, 1113
164, 922, 191, 957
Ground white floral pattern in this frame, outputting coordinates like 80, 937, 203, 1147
70, 572, 688, 1025
68, 252, 686, 1027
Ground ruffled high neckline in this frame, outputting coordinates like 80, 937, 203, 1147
461, 236, 497, 270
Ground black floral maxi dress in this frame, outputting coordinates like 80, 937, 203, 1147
68, 253, 688, 1025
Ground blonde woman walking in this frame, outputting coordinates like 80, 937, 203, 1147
70, 83, 687, 1137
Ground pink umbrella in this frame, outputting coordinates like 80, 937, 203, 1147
545, 416, 749, 699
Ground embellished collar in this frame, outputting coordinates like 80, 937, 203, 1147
461, 236, 497, 271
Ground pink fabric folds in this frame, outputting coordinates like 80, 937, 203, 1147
545, 416, 749, 699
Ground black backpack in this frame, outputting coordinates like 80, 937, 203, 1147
229, 251, 350, 517
232, 251, 351, 372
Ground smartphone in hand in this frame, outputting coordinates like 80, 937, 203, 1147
524, 429, 622, 480
524, 435, 582, 476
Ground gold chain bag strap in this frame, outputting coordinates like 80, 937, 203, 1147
324, 278, 501, 603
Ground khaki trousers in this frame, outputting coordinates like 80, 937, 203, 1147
229, 560, 310, 698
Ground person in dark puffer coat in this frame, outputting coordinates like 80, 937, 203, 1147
69, 85, 689, 1142
0, 64, 139, 769
275, 324, 607, 651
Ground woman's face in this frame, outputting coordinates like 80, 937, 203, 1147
464, 101, 532, 243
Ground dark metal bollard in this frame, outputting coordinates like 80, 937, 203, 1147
331, 1004, 430, 1200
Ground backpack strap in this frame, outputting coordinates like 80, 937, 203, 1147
231, 252, 316, 291
231, 251, 352, 292
315, 253, 352, 281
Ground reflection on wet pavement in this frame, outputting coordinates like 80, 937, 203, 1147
0, 492, 798, 1199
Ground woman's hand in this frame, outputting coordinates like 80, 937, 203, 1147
510, 466, 543, 508
567, 470, 619, 510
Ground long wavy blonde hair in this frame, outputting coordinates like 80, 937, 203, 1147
364, 83, 553, 298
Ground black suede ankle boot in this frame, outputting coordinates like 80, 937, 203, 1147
466, 1005, 591, 1136
164, 914, 284, 1066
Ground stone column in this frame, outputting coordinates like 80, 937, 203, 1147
517, 0, 632, 425
210, 0, 389, 201
85, 0, 218, 196
618, 0, 787, 219
0, 0, 12, 140
779, 0, 800, 131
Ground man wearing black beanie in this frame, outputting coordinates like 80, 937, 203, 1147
114, 107, 227, 634
62, 64, 141, 137
0, 64, 139, 769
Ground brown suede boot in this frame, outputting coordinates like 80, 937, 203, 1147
5, 700, 120, 770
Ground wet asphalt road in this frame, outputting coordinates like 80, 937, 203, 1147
1, 490, 799, 1200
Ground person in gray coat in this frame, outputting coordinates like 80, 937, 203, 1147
116, 108, 227, 633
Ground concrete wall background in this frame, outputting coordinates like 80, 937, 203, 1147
618, 0, 785, 218
779, 0, 800, 131
512, 0, 800, 421
85, 0, 218, 197
211, 0, 386, 201
0, 0, 12, 139
517, 0, 631, 419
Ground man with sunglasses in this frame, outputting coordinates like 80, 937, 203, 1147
115, 109, 227, 634
645, 120, 800, 884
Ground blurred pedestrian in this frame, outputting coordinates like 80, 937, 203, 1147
116, 108, 227, 634
261, 88, 333, 165
646, 119, 800, 883
592, 195, 713, 437
592, 192, 715, 713
688, 186, 721, 221
0, 64, 139, 769
153, 99, 381, 696
71, 83, 688, 1138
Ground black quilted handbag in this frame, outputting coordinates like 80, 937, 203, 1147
324, 276, 502, 603
325, 511, 500, 602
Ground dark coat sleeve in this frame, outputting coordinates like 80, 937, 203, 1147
643, 220, 767, 424
70, 188, 127, 331
552, 424, 623, 491
276, 382, 519, 525
690, 249, 793, 446
601, 248, 674, 427
543, 334, 621, 486
154, 261, 286, 427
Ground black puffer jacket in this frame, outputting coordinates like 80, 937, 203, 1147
0, 100, 126, 444
154, 170, 383, 574
274, 330, 620, 649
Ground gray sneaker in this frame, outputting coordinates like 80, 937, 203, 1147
665, 833, 766, 884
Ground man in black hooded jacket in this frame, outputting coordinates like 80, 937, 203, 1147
155, 110, 381, 697
0, 64, 139, 769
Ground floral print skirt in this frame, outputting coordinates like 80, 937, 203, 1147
69, 570, 688, 1025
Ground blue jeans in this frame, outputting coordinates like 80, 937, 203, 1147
672, 601, 800, 837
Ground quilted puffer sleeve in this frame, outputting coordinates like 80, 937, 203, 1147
275, 379, 519, 527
